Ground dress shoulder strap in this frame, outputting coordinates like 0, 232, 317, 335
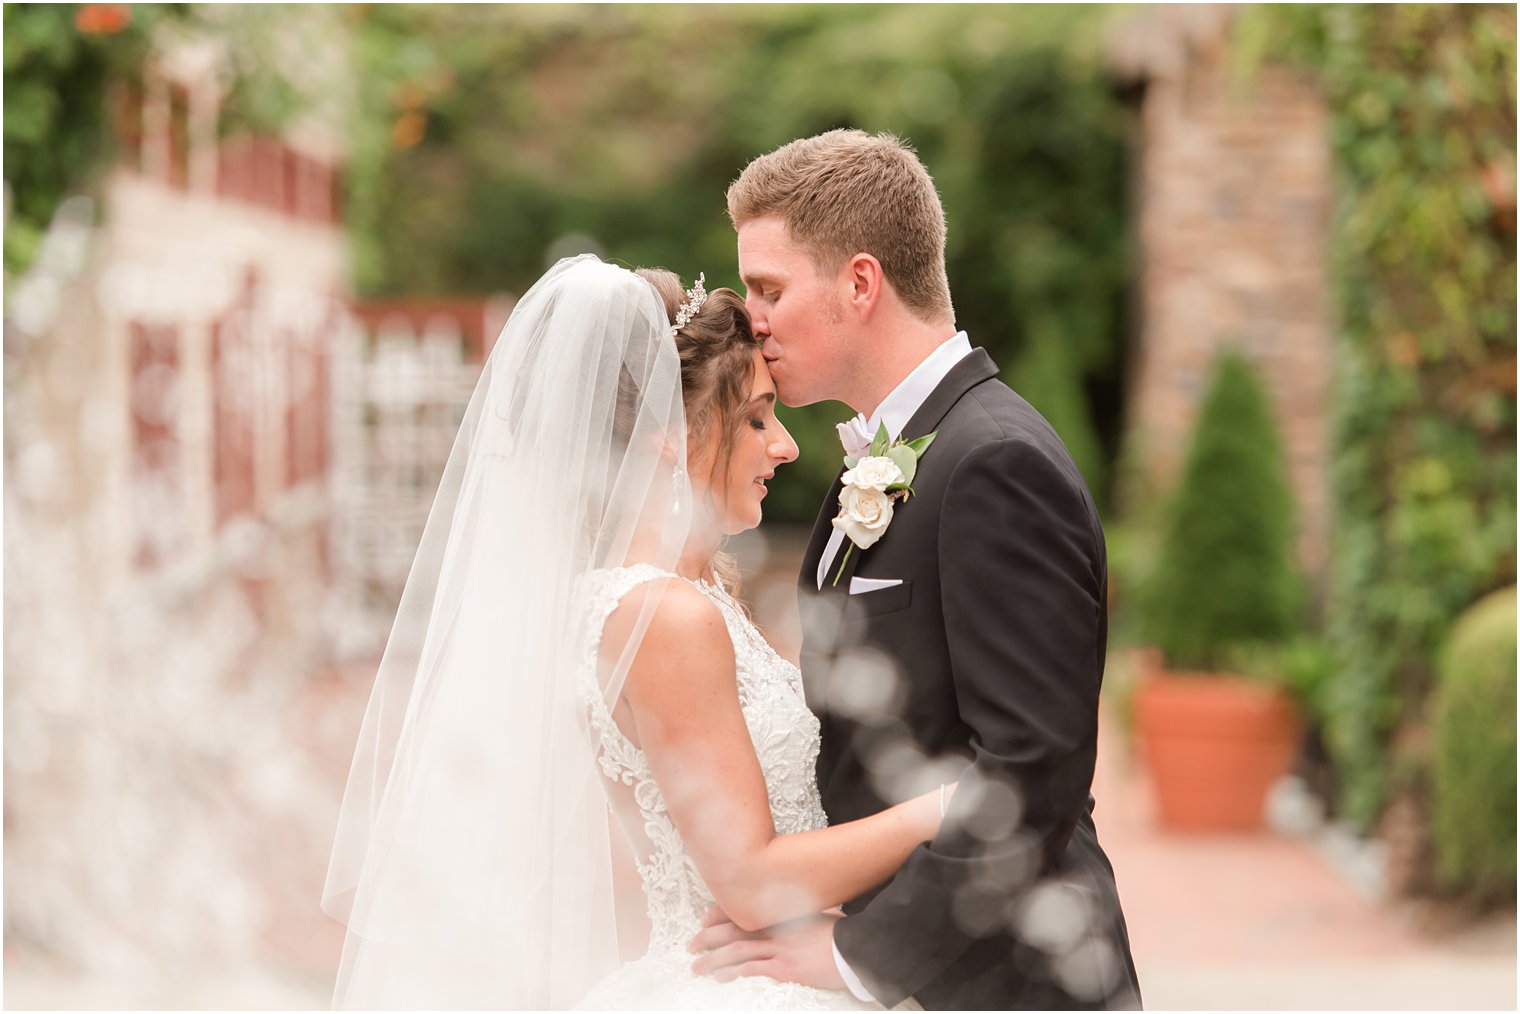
581, 563, 681, 628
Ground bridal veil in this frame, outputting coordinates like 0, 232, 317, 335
322, 255, 692, 1008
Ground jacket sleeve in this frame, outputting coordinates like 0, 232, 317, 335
832, 436, 1107, 1005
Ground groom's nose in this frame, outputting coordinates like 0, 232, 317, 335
754, 324, 778, 362
747, 298, 771, 341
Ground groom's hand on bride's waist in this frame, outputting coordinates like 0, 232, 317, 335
688, 905, 846, 990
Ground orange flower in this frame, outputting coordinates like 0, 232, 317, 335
391, 111, 427, 150
76, 4, 131, 35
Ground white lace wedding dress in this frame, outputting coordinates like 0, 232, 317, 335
575, 565, 881, 1011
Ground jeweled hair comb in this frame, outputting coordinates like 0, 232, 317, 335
672, 273, 708, 336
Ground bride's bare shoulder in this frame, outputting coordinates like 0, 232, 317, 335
602, 579, 736, 699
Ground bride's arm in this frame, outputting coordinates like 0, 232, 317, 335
606, 582, 951, 934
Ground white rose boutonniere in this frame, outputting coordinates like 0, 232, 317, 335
835, 483, 896, 550
830, 421, 938, 586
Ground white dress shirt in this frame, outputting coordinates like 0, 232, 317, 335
815, 331, 973, 591
822, 331, 972, 1003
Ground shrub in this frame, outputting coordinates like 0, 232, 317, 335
1431, 585, 1517, 904
1139, 350, 1302, 671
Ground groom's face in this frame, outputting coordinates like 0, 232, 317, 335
737, 216, 850, 408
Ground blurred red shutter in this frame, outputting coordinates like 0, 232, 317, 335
129, 321, 183, 567
212, 276, 259, 524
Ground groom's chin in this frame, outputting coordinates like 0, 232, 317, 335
773, 386, 813, 410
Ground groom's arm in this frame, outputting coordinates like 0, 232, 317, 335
832, 436, 1106, 1005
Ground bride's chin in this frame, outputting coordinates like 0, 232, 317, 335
722, 510, 761, 537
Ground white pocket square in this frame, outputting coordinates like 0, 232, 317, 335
848, 577, 904, 595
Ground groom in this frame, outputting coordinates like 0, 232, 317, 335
691, 130, 1141, 1009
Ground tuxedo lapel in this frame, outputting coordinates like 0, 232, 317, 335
827, 352, 996, 592
899, 347, 999, 445
801, 350, 998, 595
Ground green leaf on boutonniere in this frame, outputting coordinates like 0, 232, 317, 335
906, 432, 937, 456
887, 444, 917, 486
871, 421, 891, 457
843, 454, 860, 470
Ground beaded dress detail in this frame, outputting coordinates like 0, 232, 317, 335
575, 564, 876, 1011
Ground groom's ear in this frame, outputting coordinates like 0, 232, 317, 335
844, 253, 885, 320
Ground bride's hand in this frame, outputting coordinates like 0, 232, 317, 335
688, 905, 846, 990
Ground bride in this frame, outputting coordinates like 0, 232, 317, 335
322, 255, 952, 1009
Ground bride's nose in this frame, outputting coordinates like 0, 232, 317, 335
771, 423, 799, 465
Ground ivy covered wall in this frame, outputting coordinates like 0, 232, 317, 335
1254, 4, 1516, 840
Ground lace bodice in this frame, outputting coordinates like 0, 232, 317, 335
577, 564, 829, 956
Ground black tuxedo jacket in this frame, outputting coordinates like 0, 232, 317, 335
799, 349, 1141, 1010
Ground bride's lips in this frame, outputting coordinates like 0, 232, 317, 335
754, 472, 773, 496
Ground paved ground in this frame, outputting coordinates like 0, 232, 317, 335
1095, 703, 1517, 1011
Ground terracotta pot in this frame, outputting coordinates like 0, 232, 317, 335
1133, 668, 1302, 831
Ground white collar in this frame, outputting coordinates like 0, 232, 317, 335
865, 331, 973, 440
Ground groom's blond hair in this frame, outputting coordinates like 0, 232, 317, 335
726, 129, 954, 325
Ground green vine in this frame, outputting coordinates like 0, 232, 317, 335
1249, 5, 1517, 829
3, 4, 158, 273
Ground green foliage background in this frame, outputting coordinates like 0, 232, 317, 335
1248, 5, 1517, 830
347, 4, 1132, 522
3, 4, 158, 272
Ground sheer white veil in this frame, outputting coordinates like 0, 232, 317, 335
322, 255, 692, 1008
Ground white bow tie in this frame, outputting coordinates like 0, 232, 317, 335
836, 413, 874, 460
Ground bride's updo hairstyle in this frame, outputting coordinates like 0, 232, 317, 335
635, 268, 758, 494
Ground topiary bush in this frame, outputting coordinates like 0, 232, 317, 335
1139, 349, 1302, 671
1431, 585, 1517, 904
